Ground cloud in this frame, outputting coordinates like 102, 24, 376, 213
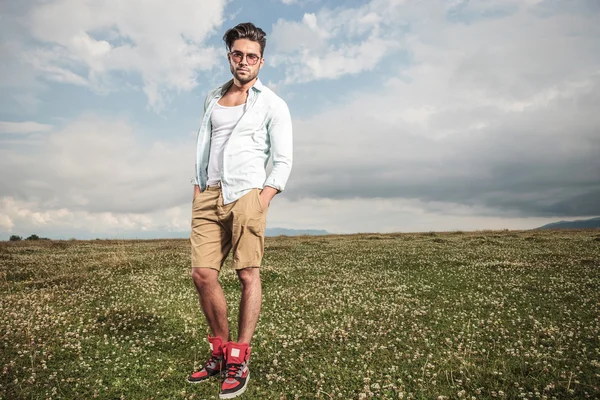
0, 115, 195, 214
0, 114, 201, 237
0, 212, 13, 231
267, 196, 563, 233
0, 18, 46, 113
0, 188, 563, 238
2, 0, 599, 237
0, 196, 192, 238
0, 121, 53, 134
281, 0, 600, 218
270, 4, 400, 83
15, 0, 228, 111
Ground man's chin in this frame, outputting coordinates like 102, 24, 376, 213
235, 72, 257, 84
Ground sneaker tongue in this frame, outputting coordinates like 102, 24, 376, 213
208, 335, 224, 357
226, 342, 249, 364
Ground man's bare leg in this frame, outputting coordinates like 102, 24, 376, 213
192, 268, 230, 341
236, 267, 262, 344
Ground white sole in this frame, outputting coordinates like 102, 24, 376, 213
219, 372, 249, 399
187, 378, 212, 384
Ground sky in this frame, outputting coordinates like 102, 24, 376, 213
1, 0, 599, 239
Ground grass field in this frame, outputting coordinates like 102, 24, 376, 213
1, 230, 599, 399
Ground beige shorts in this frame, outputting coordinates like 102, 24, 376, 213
190, 186, 267, 271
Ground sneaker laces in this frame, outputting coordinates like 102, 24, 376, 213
226, 363, 243, 379
205, 354, 222, 370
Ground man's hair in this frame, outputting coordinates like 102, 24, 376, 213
223, 22, 267, 56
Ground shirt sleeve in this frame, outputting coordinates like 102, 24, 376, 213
192, 94, 212, 186
264, 100, 293, 192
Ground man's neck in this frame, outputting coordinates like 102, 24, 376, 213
231, 77, 257, 94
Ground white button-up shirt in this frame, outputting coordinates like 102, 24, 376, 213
194, 79, 293, 204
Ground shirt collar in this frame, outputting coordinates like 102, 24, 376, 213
253, 78, 264, 91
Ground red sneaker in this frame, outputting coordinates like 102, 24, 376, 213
187, 335, 225, 383
219, 342, 251, 399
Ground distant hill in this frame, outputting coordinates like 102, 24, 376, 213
536, 217, 600, 230
265, 228, 329, 237
93, 228, 329, 240
30, 227, 330, 241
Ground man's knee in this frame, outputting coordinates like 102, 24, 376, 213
192, 267, 219, 290
237, 267, 261, 288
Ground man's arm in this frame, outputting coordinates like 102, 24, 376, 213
261, 100, 293, 207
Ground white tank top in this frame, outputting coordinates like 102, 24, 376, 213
207, 103, 245, 186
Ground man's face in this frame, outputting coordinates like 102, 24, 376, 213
228, 38, 264, 84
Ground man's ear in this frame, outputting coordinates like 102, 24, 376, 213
259, 58, 265, 69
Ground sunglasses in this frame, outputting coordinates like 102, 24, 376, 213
229, 51, 261, 66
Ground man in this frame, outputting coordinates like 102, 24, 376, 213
186, 22, 293, 399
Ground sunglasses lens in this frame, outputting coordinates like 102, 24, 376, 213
231, 52, 259, 65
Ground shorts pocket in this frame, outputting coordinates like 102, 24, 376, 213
231, 222, 265, 268
192, 191, 203, 205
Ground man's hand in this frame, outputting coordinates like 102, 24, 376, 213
259, 186, 277, 210
193, 185, 201, 200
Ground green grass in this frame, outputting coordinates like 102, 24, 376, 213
1, 230, 599, 399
